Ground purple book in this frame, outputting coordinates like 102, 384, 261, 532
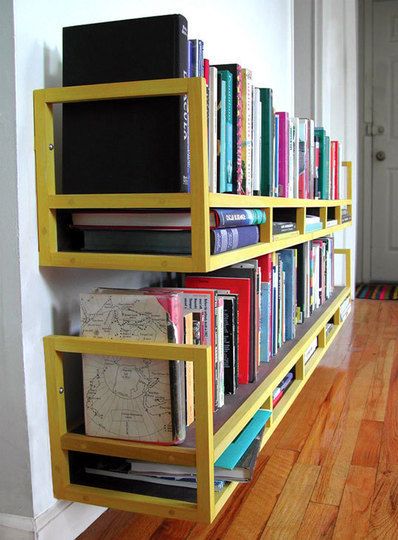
211, 226, 259, 254
275, 112, 289, 197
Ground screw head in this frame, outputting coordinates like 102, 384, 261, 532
59, 387, 64, 394
49, 144, 54, 151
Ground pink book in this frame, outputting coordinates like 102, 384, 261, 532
275, 112, 289, 197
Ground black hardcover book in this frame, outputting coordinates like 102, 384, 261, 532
209, 266, 257, 383
62, 14, 189, 194
273, 221, 297, 234
220, 294, 238, 395
213, 64, 242, 194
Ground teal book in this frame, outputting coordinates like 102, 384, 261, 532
217, 75, 227, 192
215, 409, 271, 469
279, 249, 296, 341
305, 222, 323, 233
325, 135, 330, 200
219, 70, 233, 192
259, 88, 273, 196
314, 127, 328, 199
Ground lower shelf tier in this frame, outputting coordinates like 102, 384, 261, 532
44, 284, 351, 523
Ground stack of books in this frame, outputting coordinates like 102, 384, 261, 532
71, 208, 265, 255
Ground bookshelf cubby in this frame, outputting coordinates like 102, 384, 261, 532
35, 77, 353, 524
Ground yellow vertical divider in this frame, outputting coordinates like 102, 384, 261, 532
193, 346, 215, 523
319, 207, 327, 228
265, 207, 273, 243
34, 92, 58, 263
295, 355, 305, 380
318, 327, 327, 348
342, 161, 353, 200
188, 78, 211, 272
43, 337, 70, 497
297, 207, 306, 234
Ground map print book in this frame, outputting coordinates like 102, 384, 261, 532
80, 291, 186, 444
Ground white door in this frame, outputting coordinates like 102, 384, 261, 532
371, 0, 398, 281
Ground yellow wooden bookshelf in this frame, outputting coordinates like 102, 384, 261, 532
34, 77, 353, 524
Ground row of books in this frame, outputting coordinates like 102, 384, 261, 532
61, 14, 347, 201
198, 52, 347, 198
79, 236, 336, 446
71, 208, 266, 255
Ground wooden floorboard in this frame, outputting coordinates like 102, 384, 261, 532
77, 299, 398, 540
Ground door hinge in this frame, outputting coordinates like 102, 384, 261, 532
365, 123, 374, 136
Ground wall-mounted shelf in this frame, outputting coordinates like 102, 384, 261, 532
34, 78, 352, 273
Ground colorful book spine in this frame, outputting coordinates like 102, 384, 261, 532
298, 119, 307, 199
288, 118, 294, 198
252, 88, 261, 195
211, 226, 259, 254
217, 75, 227, 193
208, 67, 218, 193
325, 135, 331, 200
214, 64, 243, 193
314, 127, 328, 199
257, 254, 272, 362
219, 70, 234, 192
213, 208, 266, 228
292, 117, 300, 198
279, 249, 296, 341
242, 68, 253, 195
274, 114, 279, 197
275, 112, 289, 197
309, 120, 315, 199
259, 88, 273, 196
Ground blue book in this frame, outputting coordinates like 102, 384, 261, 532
217, 76, 227, 192
219, 70, 233, 192
211, 226, 259, 254
260, 282, 271, 362
305, 222, 323, 233
279, 249, 296, 341
215, 409, 271, 469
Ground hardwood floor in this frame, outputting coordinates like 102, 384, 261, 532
78, 300, 398, 539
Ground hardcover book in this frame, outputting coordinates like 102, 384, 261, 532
62, 14, 189, 194
275, 112, 289, 197
259, 88, 273, 196
80, 290, 186, 444
213, 64, 243, 193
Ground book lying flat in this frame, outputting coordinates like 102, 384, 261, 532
79, 226, 260, 255
72, 208, 266, 229
273, 221, 297, 235
127, 425, 266, 483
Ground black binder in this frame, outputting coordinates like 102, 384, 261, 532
62, 14, 188, 194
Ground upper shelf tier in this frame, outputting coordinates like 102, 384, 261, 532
34, 78, 353, 272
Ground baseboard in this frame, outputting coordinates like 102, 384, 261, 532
0, 501, 106, 540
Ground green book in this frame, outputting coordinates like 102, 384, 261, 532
314, 127, 329, 199
259, 88, 273, 196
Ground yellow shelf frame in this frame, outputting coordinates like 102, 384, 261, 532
34, 78, 353, 272
43, 251, 351, 524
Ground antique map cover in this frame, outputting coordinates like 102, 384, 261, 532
80, 291, 185, 444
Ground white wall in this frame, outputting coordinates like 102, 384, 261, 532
0, 0, 33, 518
5, 0, 295, 522
294, 0, 358, 291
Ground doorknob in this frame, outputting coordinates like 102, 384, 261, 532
376, 151, 386, 161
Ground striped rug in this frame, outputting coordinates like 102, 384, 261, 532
356, 283, 398, 300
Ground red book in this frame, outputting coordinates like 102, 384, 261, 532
203, 58, 210, 86
185, 275, 251, 384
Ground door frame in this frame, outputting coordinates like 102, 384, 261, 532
360, 0, 374, 283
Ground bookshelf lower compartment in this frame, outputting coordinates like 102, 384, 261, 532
44, 285, 351, 523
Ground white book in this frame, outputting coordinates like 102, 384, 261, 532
309, 119, 315, 198
208, 67, 218, 192
304, 337, 318, 364
252, 88, 261, 194
292, 117, 300, 198
288, 118, 294, 198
